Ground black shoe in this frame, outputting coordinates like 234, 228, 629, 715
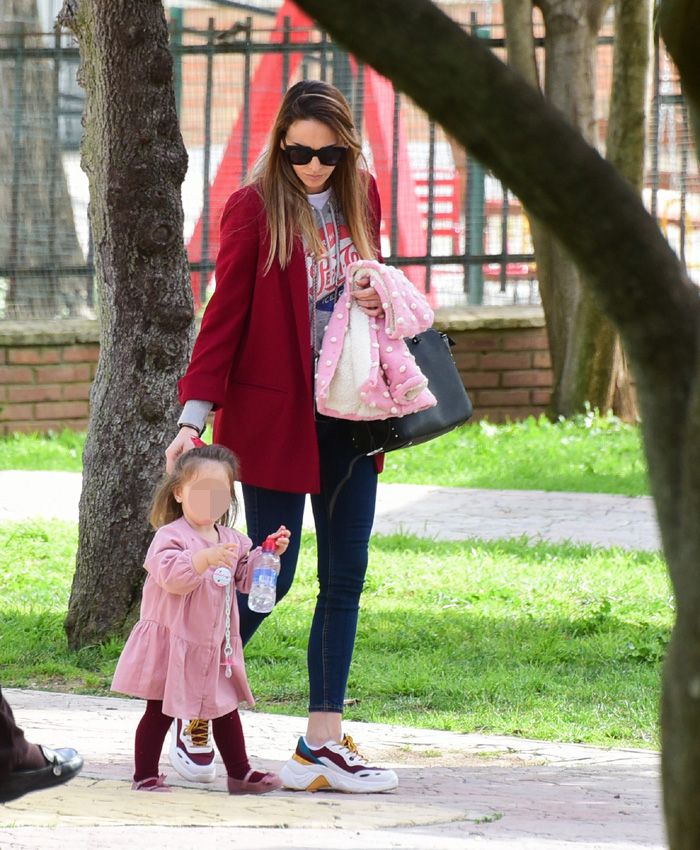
0, 745, 83, 804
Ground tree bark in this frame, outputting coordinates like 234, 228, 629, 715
504, 0, 638, 419
292, 0, 700, 845
607, 0, 652, 190
57, 0, 194, 648
574, 0, 652, 420
0, 0, 86, 318
502, 0, 577, 415
653, 6, 700, 846
531, 0, 620, 418
503, 0, 540, 90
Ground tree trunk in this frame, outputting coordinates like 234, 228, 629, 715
532, 0, 616, 418
606, 0, 652, 190
505, 0, 642, 419
57, 0, 194, 648
652, 6, 700, 846
0, 0, 87, 318
503, 0, 540, 89
292, 3, 700, 845
576, 0, 652, 420
502, 0, 580, 416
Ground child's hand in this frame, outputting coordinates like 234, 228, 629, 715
269, 526, 291, 557
194, 543, 239, 575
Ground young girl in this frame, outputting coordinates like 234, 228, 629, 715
112, 444, 290, 793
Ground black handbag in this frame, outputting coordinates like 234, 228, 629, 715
351, 328, 473, 455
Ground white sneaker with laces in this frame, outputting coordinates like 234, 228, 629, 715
168, 718, 217, 783
279, 734, 398, 793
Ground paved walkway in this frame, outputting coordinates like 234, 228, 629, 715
0, 470, 661, 550
0, 471, 665, 848
0, 689, 664, 850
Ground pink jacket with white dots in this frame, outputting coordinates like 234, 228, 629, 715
315, 260, 437, 420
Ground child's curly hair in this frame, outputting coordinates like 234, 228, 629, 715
149, 444, 240, 529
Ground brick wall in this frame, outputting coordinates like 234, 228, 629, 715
434, 306, 551, 423
0, 321, 98, 435
0, 308, 552, 434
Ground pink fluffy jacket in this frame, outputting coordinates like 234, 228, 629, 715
315, 260, 437, 420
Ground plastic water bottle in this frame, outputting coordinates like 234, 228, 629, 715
248, 535, 280, 613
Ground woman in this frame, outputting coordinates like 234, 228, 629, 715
165, 80, 397, 793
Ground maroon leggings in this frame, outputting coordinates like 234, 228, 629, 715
134, 700, 252, 782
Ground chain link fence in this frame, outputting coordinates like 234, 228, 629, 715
0, 1, 696, 319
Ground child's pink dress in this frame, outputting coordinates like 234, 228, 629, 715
112, 517, 255, 719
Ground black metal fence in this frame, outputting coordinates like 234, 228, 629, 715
0, 12, 696, 320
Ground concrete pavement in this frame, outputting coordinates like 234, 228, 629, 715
0, 689, 664, 850
0, 470, 665, 848
0, 470, 662, 550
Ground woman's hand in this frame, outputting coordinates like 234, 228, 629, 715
165, 427, 200, 473
269, 525, 291, 556
351, 276, 384, 318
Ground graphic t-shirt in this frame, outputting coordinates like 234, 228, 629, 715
305, 189, 360, 353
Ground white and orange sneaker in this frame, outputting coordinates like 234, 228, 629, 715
279, 734, 398, 793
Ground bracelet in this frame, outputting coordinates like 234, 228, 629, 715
178, 422, 203, 437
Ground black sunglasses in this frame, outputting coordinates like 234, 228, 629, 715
283, 143, 348, 166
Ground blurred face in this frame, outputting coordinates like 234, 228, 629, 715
282, 118, 341, 193
175, 462, 232, 528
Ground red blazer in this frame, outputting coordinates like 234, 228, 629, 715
178, 175, 384, 493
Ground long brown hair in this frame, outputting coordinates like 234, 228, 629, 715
149, 444, 240, 529
249, 79, 378, 272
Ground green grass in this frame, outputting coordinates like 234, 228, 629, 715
382, 409, 649, 496
0, 411, 659, 746
0, 520, 670, 748
0, 410, 649, 495
0, 429, 84, 472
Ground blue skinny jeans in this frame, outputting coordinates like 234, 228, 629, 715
237, 418, 378, 713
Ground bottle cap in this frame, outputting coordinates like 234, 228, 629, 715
262, 535, 276, 552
